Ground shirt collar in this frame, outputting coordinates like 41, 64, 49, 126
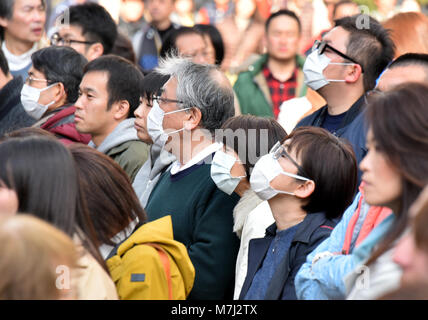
170, 142, 222, 175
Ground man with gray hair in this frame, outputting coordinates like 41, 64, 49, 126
144, 56, 239, 299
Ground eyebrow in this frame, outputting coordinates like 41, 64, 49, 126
80, 87, 97, 95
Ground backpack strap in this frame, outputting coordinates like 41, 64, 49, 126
145, 243, 173, 300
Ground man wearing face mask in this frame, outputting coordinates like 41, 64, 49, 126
21, 46, 90, 145
297, 15, 395, 169
143, 56, 238, 300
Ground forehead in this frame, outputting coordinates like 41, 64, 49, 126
267, 14, 300, 33
14, 0, 44, 9
58, 24, 84, 38
176, 33, 205, 50
162, 76, 178, 95
377, 66, 427, 91
322, 26, 350, 52
80, 71, 109, 92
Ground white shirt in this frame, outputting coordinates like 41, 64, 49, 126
2, 42, 37, 72
170, 142, 223, 175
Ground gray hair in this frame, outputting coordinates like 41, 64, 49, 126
155, 55, 235, 133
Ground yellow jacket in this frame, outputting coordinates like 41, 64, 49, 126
106, 216, 195, 300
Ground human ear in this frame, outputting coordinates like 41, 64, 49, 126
183, 107, 202, 130
294, 180, 315, 199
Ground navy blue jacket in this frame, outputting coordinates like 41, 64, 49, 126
239, 212, 337, 300
296, 96, 368, 183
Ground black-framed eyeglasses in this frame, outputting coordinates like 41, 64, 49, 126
153, 96, 185, 105
270, 141, 310, 178
50, 32, 95, 47
312, 40, 364, 73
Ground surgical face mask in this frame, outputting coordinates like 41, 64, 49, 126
21, 83, 57, 120
211, 150, 246, 195
250, 153, 310, 201
303, 49, 354, 91
146, 100, 191, 145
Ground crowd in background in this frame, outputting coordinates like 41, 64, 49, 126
0, 0, 428, 301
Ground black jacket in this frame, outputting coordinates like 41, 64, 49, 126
239, 212, 337, 300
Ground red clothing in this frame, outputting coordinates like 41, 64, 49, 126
40, 105, 91, 145
262, 66, 298, 118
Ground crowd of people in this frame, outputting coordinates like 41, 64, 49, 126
0, 0, 428, 301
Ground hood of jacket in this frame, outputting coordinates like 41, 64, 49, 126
118, 215, 195, 296
89, 118, 139, 154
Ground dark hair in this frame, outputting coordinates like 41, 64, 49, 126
67, 3, 118, 55
265, 9, 301, 33
0, 48, 9, 76
219, 115, 288, 177
69, 144, 147, 246
111, 32, 136, 64
286, 126, 358, 219
1, 127, 55, 141
31, 46, 88, 103
0, 0, 14, 20
388, 53, 428, 80
84, 54, 144, 117
140, 71, 170, 104
0, 136, 106, 269
194, 24, 225, 66
413, 188, 428, 252
365, 83, 428, 265
335, 15, 396, 91
160, 26, 203, 59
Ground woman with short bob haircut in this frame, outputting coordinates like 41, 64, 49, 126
346, 82, 428, 299
240, 126, 357, 300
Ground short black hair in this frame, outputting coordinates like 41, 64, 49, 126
31, 46, 88, 103
335, 14, 396, 91
111, 32, 136, 64
194, 24, 225, 66
286, 126, 358, 219
0, 48, 9, 76
84, 55, 144, 118
140, 71, 170, 104
160, 26, 203, 59
66, 3, 118, 55
265, 9, 301, 33
389, 53, 428, 79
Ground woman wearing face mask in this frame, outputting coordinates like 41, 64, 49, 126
20, 46, 90, 145
210, 115, 288, 299
238, 126, 357, 300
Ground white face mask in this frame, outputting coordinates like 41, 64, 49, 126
211, 150, 246, 195
20, 83, 57, 120
146, 100, 191, 145
303, 49, 354, 91
250, 153, 310, 201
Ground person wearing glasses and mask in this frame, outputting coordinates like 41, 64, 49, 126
50, 3, 117, 62
238, 126, 358, 300
297, 15, 395, 179
20, 46, 90, 145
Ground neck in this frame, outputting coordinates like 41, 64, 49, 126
4, 34, 34, 56
92, 121, 120, 148
235, 179, 251, 197
268, 195, 307, 231
267, 57, 297, 82
174, 128, 214, 166
152, 19, 171, 31
320, 84, 364, 115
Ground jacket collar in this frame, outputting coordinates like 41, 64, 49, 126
265, 211, 329, 244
